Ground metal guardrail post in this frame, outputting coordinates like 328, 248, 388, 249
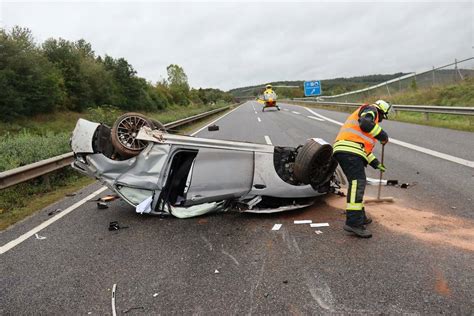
0, 103, 239, 190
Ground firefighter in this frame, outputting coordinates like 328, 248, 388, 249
333, 100, 393, 238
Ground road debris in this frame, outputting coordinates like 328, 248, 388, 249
400, 183, 410, 189
315, 230, 323, 235
111, 284, 117, 316
108, 221, 129, 231
283, 280, 288, 284
153, 293, 159, 297
294, 220, 312, 224
65, 193, 77, 197
123, 307, 145, 313
97, 202, 109, 209
310, 223, 329, 228
47, 208, 62, 216
100, 195, 120, 202
271, 224, 282, 231
35, 233, 46, 240
214, 269, 220, 274
387, 180, 398, 186
136, 196, 153, 214
208, 124, 219, 131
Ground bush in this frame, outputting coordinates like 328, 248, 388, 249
0, 131, 70, 172
86, 105, 121, 126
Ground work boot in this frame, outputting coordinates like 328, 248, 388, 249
363, 215, 372, 225
343, 224, 372, 238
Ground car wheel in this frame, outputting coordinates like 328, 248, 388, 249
293, 139, 334, 186
111, 112, 153, 158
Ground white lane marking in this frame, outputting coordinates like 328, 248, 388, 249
305, 107, 343, 126
264, 135, 272, 145
257, 117, 261, 122
0, 186, 108, 255
111, 283, 117, 316
308, 115, 325, 122
292, 111, 301, 115
255, 111, 258, 114
191, 103, 244, 136
304, 107, 474, 168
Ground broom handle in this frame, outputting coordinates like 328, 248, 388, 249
377, 144, 385, 199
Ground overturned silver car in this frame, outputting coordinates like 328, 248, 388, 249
71, 113, 343, 218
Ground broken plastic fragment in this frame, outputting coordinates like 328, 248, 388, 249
97, 202, 108, 209
271, 224, 282, 231
214, 269, 220, 274
35, 233, 46, 240
315, 230, 323, 234
153, 293, 159, 297
294, 220, 312, 224
310, 223, 329, 228
136, 196, 153, 214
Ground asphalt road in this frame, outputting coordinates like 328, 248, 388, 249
1, 101, 474, 315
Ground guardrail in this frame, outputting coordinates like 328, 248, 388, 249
0, 104, 236, 190
284, 99, 474, 116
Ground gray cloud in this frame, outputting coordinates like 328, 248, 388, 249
2, 1, 472, 90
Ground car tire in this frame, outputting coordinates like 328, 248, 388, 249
111, 112, 154, 158
293, 139, 334, 186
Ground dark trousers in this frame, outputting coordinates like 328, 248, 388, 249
334, 152, 367, 226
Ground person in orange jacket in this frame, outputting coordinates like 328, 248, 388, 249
333, 100, 393, 238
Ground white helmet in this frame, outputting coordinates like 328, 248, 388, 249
374, 100, 393, 119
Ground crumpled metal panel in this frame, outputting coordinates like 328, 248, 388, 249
71, 119, 100, 153
86, 144, 171, 191
184, 148, 254, 205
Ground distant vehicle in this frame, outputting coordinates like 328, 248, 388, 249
261, 91, 280, 112
70, 113, 344, 218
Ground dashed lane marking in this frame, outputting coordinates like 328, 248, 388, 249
304, 107, 474, 168
0, 186, 108, 255
264, 135, 272, 145
308, 115, 325, 121
292, 111, 301, 115
257, 117, 262, 122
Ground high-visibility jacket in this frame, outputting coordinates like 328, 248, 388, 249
333, 105, 383, 164
264, 89, 274, 95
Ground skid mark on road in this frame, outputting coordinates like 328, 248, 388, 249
221, 249, 240, 266
305, 272, 335, 311
248, 257, 266, 315
303, 106, 474, 168
326, 195, 474, 252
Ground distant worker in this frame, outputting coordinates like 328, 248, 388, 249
333, 100, 393, 238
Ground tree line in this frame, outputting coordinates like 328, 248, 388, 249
0, 26, 234, 120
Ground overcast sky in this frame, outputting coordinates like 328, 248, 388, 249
1, 1, 472, 90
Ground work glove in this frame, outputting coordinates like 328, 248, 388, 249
377, 163, 386, 172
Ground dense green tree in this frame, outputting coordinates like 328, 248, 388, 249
167, 64, 190, 105
0, 27, 64, 119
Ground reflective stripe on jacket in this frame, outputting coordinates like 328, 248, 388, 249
333, 105, 379, 162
